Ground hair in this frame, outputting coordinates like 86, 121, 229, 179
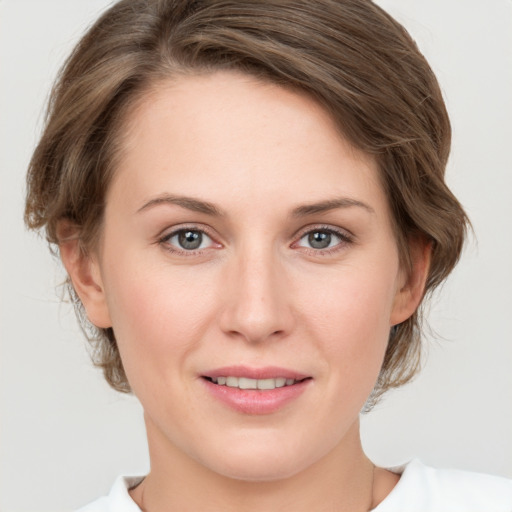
25, 0, 469, 402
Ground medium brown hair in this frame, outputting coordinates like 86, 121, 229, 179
25, 0, 469, 401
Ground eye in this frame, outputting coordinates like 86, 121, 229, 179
303, 231, 336, 249
162, 229, 215, 252
295, 228, 351, 251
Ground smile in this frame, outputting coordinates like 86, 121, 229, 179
205, 376, 302, 390
201, 367, 312, 414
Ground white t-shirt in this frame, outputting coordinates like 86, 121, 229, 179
77, 459, 512, 511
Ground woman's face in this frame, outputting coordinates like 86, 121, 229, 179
80, 72, 420, 480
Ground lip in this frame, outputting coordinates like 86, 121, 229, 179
201, 366, 312, 415
203, 365, 309, 381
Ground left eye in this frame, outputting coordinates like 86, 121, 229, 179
297, 230, 344, 250
165, 229, 214, 251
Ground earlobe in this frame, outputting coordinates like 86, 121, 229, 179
57, 224, 112, 329
390, 238, 432, 326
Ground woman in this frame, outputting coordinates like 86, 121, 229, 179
23, 0, 512, 510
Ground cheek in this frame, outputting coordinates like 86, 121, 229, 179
101, 255, 219, 380
300, 262, 397, 372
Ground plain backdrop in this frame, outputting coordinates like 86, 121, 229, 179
1, 1, 511, 510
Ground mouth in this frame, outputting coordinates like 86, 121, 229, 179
200, 367, 312, 414
202, 376, 309, 390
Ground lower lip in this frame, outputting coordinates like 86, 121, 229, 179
201, 378, 311, 415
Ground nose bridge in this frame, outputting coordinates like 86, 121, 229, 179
219, 240, 292, 343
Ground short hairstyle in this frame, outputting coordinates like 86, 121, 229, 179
25, 0, 469, 402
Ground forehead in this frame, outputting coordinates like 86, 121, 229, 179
110, 71, 386, 215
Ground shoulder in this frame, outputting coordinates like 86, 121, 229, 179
76, 476, 143, 512
375, 459, 512, 512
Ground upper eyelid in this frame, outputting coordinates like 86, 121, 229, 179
164, 228, 213, 242
158, 223, 217, 240
293, 224, 354, 240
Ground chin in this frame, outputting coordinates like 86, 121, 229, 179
211, 456, 308, 482
195, 433, 325, 483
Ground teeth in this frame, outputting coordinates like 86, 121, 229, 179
238, 377, 257, 389
226, 376, 238, 387
209, 376, 300, 390
258, 378, 276, 390
275, 377, 286, 388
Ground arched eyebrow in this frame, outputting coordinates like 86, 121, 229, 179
137, 194, 224, 216
291, 198, 374, 217
137, 194, 374, 217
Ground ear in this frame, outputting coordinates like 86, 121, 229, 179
390, 237, 432, 326
57, 222, 112, 329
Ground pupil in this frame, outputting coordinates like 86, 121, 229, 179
309, 231, 331, 249
178, 230, 202, 250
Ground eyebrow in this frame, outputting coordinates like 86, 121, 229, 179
137, 194, 374, 218
291, 197, 375, 217
137, 194, 224, 216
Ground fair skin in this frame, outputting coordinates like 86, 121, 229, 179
60, 71, 429, 511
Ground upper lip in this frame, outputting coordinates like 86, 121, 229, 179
202, 365, 310, 381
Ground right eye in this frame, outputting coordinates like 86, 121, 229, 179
161, 229, 216, 252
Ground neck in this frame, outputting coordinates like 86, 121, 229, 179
132, 417, 381, 512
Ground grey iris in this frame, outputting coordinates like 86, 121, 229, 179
179, 230, 202, 250
308, 231, 331, 249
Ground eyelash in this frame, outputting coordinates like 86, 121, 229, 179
158, 224, 220, 256
157, 224, 354, 256
293, 225, 354, 256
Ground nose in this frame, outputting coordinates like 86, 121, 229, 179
218, 246, 295, 344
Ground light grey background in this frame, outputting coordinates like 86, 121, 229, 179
1, 1, 511, 510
